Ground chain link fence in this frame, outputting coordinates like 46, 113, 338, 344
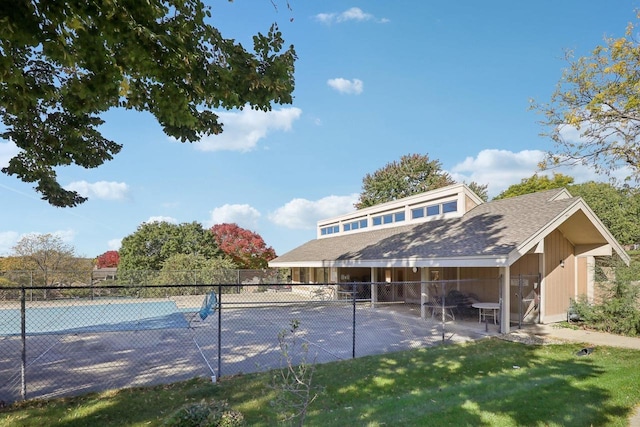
0, 270, 501, 405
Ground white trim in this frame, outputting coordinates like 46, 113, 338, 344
270, 255, 510, 269
316, 183, 484, 239
508, 198, 629, 267
576, 244, 612, 257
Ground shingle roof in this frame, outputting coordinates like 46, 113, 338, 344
271, 189, 579, 266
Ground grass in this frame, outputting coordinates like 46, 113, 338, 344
1, 338, 639, 426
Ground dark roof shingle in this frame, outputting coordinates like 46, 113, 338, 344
271, 189, 578, 264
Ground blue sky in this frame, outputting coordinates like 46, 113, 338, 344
1, 1, 639, 259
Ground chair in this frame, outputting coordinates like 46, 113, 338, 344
190, 291, 218, 326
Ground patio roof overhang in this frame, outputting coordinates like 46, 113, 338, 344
270, 255, 511, 269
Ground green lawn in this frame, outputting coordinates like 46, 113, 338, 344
1, 338, 639, 426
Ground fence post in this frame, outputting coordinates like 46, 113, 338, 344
351, 282, 356, 359
20, 285, 26, 401
217, 284, 222, 378
440, 280, 446, 343
518, 274, 523, 330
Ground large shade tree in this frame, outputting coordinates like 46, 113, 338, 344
493, 173, 575, 200
118, 221, 225, 273
0, 1, 296, 206
355, 154, 456, 209
568, 182, 640, 246
491, 172, 640, 246
210, 223, 276, 269
355, 153, 488, 209
534, 14, 640, 182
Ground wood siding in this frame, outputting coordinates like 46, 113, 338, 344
543, 229, 575, 321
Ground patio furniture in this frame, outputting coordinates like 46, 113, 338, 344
423, 297, 457, 321
473, 302, 500, 324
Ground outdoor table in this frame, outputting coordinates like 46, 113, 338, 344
423, 302, 457, 321
473, 302, 500, 324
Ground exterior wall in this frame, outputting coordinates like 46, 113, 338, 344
465, 194, 481, 211
577, 256, 588, 297
458, 267, 500, 302
543, 229, 576, 322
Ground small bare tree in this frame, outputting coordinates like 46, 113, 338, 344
270, 320, 323, 426
11, 233, 78, 298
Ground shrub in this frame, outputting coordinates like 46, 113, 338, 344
162, 399, 245, 427
571, 259, 640, 336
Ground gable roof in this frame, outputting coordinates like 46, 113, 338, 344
270, 188, 630, 268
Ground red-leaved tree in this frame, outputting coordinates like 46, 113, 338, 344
210, 223, 276, 269
96, 250, 120, 268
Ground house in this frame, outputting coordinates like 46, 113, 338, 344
269, 184, 630, 333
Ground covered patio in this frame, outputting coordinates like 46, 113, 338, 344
271, 185, 630, 334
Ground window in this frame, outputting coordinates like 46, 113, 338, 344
342, 218, 367, 232
426, 204, 440, 216
394, 212, 405, 222
320, 225, 340, 235
412, 207, 424, 219
383, 214, 393, 224
442, 200, 457, 213
372, 216, 382, 226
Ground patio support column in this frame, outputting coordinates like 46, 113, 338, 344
420, 268, 428, 320
586, 256, 595, 302
500, 267, 510, 334
371, 267, 378, 308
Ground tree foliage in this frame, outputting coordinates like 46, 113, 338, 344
95, 250, 120, 268
10, 233, 90, 296
155, 253, 237, 287
534, 15, 640, 182
11, 233, 76, 278
118, 221, 225, 272
493, 173, 574, 200
492, 173, 640, 245
571, 258, 640, 336
0, 1, 296, 206
210, 223, 276, 269
355, 154, 457, 209
466, 181, 489, 202
568, 181, 640, 246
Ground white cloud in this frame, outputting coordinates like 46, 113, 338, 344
65, 181, 130, 201
269, 194, 358, 230
207, 204, 261, 230
145, 216, 178, 224
53, 229, 77, 243
107, 238, 122, 251
0, 231, 19, 255
0, 139, 20, 168
315, 7, 389, 25
194, 107, 302, 152
450, 149, 545, 197
449, 148, 630, 198
327, 78, 364, 95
